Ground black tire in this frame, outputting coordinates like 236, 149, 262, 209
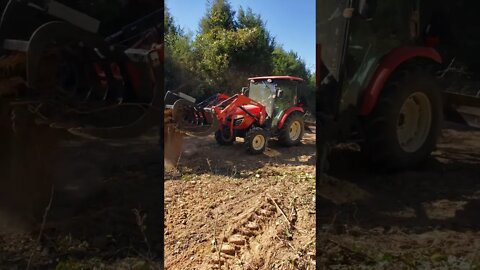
278, 112, 304, 146
362, 62, 443, 170
215, 128, 235, 145
245, 127, 267, 155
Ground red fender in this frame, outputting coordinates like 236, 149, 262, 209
359, 46, 442, 116
278, 107, 305, 129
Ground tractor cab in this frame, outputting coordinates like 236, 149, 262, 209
246, 76, 304, 128
317, 0, 480, 171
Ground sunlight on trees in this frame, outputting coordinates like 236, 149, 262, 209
165, 0, 315, 113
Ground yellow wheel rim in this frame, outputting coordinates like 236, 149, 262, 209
252, 134, 265, 151
396, 92, 432, 153
289, 121, 302, 141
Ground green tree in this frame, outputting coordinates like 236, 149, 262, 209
199, 0, 236, 32
165, 33, 199, 94
304, 72, 316, 114
192, 27, 263, 94
165, 0, 314, 112
165, 7, 182, 36
237, 7, 261, 28
192, 1, 278, 94
272, 47, 310, 79
233, 7, 275, 78
165, 8, 200, 95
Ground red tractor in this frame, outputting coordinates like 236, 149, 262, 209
166, 76, 307, 154
0, 0, 163, 140
317, 0, 480, 172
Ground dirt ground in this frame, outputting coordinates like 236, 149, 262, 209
0, 119, 164, 269
318, 123, 480, 269
164, 129, 317, 270
4, 109, 480, 270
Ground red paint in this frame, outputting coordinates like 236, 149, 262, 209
359, 46, 442, 116
234, 104, 263, 116
212, 94, 268, 128
125, 62, 141, 95
424, 36, 440, 47
235, 114, 256, 130
93, 63, 108, 87
278, 106, 305, 129
248, 76, 304, 82
110, 63, 123, 80
217, 93, 230, 101
94, 63, 106, 78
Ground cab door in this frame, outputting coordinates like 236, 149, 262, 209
317, 0, 353, 117
317, 0, 353, 173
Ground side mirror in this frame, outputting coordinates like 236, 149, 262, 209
241, 87, 249, 95
358, 0, 375, 20
276, 89, 284, 98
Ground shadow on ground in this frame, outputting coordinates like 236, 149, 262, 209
318, 127, 480, 234
0, 127, 164, 269
165, 130, 316, 179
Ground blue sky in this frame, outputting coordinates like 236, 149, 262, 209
165, 0, 316, 73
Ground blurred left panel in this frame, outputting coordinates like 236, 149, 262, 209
0, 0, 165, 269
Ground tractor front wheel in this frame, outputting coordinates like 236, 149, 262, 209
278, 112, 304, 146
362, 63, 442, 170
245, 127, 267, 154
215, 128, 235, 145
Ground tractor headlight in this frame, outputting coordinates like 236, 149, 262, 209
234, 116, 244, 126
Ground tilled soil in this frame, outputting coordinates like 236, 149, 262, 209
164, 131, 316, 270
318, 125, 480, 269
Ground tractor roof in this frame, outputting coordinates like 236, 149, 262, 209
248, 76, 304, 82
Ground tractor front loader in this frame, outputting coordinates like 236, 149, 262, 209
0, 0, 163, 141
0, 0, 164, 218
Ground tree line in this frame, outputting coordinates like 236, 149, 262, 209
165, 0, 315, 113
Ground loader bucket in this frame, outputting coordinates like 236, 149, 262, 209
164, 91, 219, 137
163, 100, 219, 168
164, 108, 185, 168
171, 99, 219, 136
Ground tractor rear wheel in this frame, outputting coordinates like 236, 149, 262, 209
278, 112, 304, 146
362, 62, 442, 170
215, 128, 235, 145
245, 127, 267, 154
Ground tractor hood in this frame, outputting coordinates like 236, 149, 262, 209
235, 104, 263, 117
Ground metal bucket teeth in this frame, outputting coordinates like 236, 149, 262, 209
172, 99, 218, 136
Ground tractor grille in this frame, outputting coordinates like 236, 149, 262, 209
234, 117, 244, 126
226, 116, 244, 126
